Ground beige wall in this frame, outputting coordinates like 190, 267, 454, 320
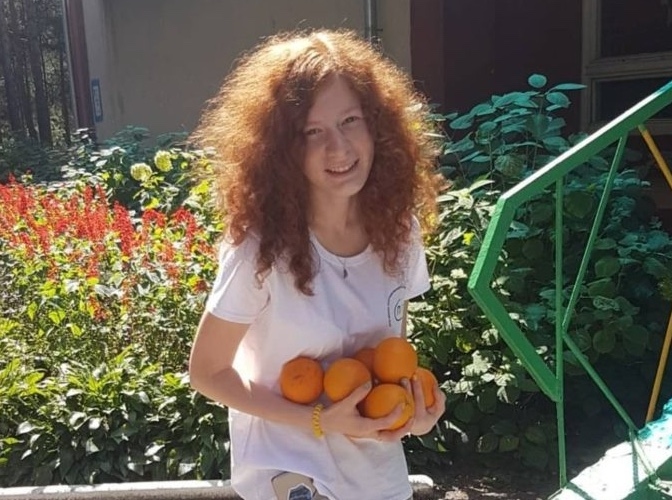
79, 0, 410, 140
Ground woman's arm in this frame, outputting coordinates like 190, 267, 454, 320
188, 312, 410, 439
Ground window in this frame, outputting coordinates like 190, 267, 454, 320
582, 0, 672, 133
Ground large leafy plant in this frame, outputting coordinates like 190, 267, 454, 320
411, 74, 672, 470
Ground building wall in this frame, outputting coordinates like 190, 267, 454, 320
79, 0, 410, 140
411, 0, 582, 131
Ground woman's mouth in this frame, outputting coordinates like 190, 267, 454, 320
326, 160, 358, 175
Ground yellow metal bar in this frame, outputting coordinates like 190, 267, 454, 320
646, 310, 672, 422
639, 125, 672, 189
638, 125, 672, 423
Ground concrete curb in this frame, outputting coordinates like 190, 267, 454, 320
0, 474, 438, 500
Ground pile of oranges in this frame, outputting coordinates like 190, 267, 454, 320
279, 336, 438, 430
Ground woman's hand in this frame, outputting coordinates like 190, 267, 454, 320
319, 382, 414, 441
401, 375, 446, 436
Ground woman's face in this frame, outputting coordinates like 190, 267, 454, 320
301, 75, 374, 204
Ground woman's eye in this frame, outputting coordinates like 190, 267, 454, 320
342, 115, 361, 126
304, 128, 321, 137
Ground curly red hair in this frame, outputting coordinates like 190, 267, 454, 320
191, 29, 442, 295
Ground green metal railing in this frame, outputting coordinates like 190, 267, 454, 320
467, 80, 672, 487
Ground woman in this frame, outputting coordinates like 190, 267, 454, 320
189, 29, 446, 500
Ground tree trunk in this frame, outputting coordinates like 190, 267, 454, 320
0, 0, 25, 136
23, 0, 52, 145
8, 0, 36, 139
58, 29, 71, 144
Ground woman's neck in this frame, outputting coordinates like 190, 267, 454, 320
308, 199, 369, 257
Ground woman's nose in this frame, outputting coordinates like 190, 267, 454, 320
325, 128, 351, 156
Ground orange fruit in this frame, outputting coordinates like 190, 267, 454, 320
323, 358, 371, 402
353, 347, 375, 374
360, 383, 415, 430
373, 337, 418, 383
415, 367, 438, 407
279, 356, 324, 404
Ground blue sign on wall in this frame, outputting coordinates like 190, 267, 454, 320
91, 78, 103, 123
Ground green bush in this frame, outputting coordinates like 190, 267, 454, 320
0, 349, 228, 486
410, 74, 672, 470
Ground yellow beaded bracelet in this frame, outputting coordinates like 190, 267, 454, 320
312, 403, 324, 438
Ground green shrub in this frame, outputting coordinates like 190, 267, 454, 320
410, 74, 672, 470
0, 349, 228, 486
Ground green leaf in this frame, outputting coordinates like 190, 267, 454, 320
542, 136, 568, 150
48, 310, 65, 325
481, 328, 499, 346
85, 438, 100, 455
592, 296, 620, 311
178, 462, 197, 476
524, 425, 547, 445
594, 238, 617, 250
454, 401, 475, 423
477, 388, 497, 413
546, 92, 570, 108
528, 74, 548, 89
549, 83, 586, 91
594, 257, 621, 278
528, 202, 554, 224
491, 420, 517, 435
17, 422, 35, 435
497, 385, 520, 403
499, 434, 520, 452
565, 191, 595, 219
593, 329, 616, 353
449, 114, 474, 130
494, 154, 525, 177
643, 257, 668, 276
476, 432, 499, 453
587, 278, 616, 298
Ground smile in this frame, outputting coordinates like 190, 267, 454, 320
326, 160, 358, 174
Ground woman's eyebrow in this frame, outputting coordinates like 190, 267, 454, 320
304, 106, 363, 126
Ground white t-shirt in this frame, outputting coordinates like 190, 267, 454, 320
205, 225, 430, 500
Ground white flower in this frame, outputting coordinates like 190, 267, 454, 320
154, 150, 173, 172
130, 162, 152, 182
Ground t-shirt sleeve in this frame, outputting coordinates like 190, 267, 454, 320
204, 236, 270, 323
405, 218, 431, 300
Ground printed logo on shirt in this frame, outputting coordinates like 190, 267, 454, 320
387, 285, 406, 327
287, 483, 313, 500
